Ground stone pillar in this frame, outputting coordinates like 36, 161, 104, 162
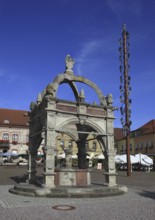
104, 139, 117, 187
28, 150, 37, 184
103, 107, 117, 187
77, 139, 87, 169
43, 142, 55, 188
65, 151, 72, 168
43, 110, 56, 188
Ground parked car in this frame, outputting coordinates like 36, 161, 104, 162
11, 156, 28, 164
3, 156, 8, 163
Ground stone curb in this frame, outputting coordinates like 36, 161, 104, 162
9, 183, 128, 198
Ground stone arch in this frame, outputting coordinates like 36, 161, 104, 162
56, 129, 77, 143
50, 73, 107, 106
56, 117, 107, 153
83, 120, 108, 153
56, 117, 79, 141
58, 79, 79, 102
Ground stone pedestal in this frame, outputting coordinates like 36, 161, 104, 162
104, 172, 117, 187
54, 168, 91, 186
43, 174, 55, 188
65, 153, 72, 168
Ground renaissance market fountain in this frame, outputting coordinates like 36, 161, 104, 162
9, 55, 127, 197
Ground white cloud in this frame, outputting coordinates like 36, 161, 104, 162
106, 0, 143, 17
78, 41, 98, 61
75, 40, 99, 74
75, 37, 114, 75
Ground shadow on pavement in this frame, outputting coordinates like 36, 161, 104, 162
10, 175, 43, 184
138, 191, 155, 200
10, 174, 28, 184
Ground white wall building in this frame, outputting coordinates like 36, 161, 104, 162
0, 108, 29, 155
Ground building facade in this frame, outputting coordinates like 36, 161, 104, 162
0, 108, 103, 158
1, 108, 154, 164
116, 120, 155, 157
0, 108, 29, 155
133, 120, 155, 155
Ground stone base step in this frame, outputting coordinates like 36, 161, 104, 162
9, 183, 128, 198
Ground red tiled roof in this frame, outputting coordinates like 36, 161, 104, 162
137, 119, 155, 134
114, 128, 125, 141
0, 108, 29, 128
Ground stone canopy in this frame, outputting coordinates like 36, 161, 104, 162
28, 55, 117, 188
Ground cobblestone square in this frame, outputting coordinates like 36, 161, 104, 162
0, 166, 155, 220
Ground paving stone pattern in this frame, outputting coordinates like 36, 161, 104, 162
0, 166, 155, 219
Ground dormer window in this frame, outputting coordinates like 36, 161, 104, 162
4, 120, 9, 124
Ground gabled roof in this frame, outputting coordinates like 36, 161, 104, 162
0, 108, 29, 128
114, 128, 125, 141
137, 119, 155, 134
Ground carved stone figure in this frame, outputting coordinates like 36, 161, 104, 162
46, 83, 56, 97
107, 94, 113, 106
65, 54, 74, 73
30, 101, 36, 110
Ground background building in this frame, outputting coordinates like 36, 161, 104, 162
133, 120, 155, 155
0, 108, 103, 160
0, 108, 29, 155
116, 120, 155, 159
1, 108, 154, 164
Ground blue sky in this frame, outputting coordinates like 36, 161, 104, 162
0, 0, 155, 130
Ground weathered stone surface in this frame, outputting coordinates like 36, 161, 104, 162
28, 55, 117, 190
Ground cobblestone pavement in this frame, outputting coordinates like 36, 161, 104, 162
0, 166, 155, 220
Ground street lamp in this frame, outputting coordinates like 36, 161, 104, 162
119, 24, 132, 176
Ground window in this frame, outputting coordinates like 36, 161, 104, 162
60, 140, 64, 148
68, 140, 73, 148
26, 135, 29, 143
149, 141, 153, 149
121, 145, 124, 152
135, 143, 139, 150
140, 143, 143, 149
145, 142, 148, 149
92, 141, 97, 152
130, 144, 132, 151
85, 141, 89, 151
4, 120, 9, 124
12, 134, 18, 142
3, 133, 9, 140
135, 130, 142, 136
